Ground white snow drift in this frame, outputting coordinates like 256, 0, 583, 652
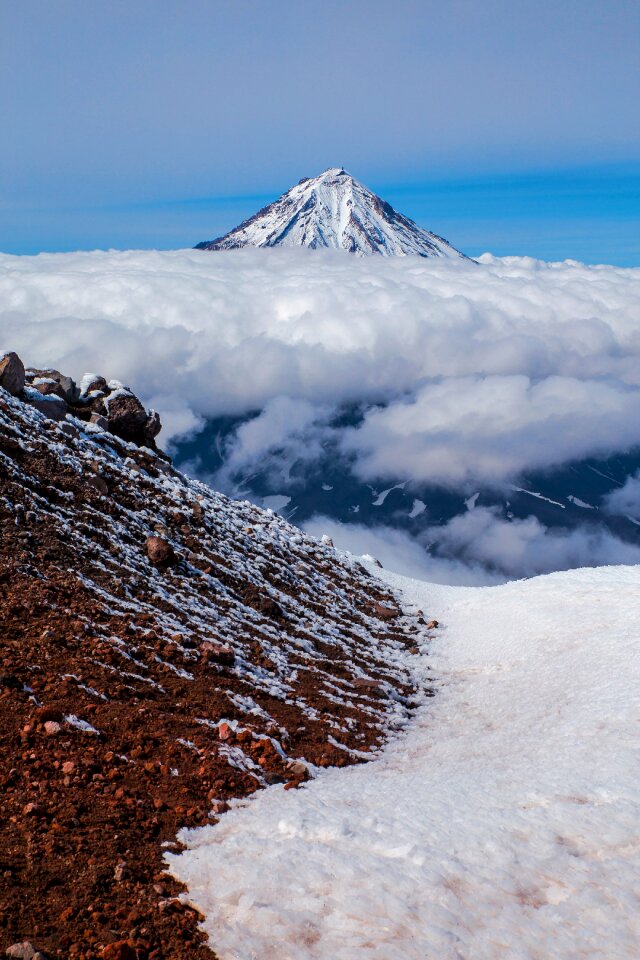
167, 562, 640, 960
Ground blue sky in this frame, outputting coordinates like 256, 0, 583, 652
1, 0, 639, 263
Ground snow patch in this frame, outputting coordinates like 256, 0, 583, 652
168, 564, 640, 959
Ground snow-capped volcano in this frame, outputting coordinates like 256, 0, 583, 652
196, 168, 466, 258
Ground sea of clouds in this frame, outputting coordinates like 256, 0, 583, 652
2, 246, 639, 581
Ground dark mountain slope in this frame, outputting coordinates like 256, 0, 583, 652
0, 359, 429, 959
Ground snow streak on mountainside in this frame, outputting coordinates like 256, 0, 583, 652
196, 168, 466, 258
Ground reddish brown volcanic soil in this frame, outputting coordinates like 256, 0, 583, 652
0, 384, 429, 959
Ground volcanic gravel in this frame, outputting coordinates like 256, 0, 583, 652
0, 388, 431, 958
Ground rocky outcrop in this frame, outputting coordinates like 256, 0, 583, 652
0, 352, 25, 396
0, 352, 164, 452
104, 391, 162, 448
27, 368, 78, 403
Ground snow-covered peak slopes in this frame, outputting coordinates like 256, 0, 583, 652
196, 168, 467, 259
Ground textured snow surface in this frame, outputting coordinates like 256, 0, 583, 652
197, 168, 465, 258
168, 564, 640, 959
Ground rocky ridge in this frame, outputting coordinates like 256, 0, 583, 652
0, 353, 432, 958
0, 352, 161, 452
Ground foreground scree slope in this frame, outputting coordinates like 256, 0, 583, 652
170, 563, 640, 960
0, 364, 428, 959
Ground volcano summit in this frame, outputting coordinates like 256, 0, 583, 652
195, 168, 466, 258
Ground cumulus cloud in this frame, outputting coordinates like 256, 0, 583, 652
303, 516, 498, 586
343, 374, 640, 487
305, 507, 640, 585
603, 472, 640, 520
213, 396, 333, 489
433, 505, 640, 578
1, 246, 639, 480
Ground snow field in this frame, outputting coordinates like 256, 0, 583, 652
168, 563, 640, 959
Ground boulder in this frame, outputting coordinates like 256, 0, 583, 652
87, 474, 109, 496
90, 412, 109, 431
23, 387, 68, 421
146, 536, 177, 568
373, 601, 399, 621
200, 640, 235, 666
353, 677, 383, 691
101, 942, 136, 960
286, 760, 310, 780
79, 372, 108, 397
105, 391, 161, 449
5, 943, 47, 960
26, 368, 77, 402
0, 352, 25, 396
218, 721, 233, 741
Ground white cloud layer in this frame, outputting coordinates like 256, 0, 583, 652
343, 374, 640, 486
305, 509, 640, 586
604, 472, 640, 520
215, 396, 332, 488
1, 247, 639, 488
302, 516, 499, 586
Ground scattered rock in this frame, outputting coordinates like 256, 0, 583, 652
90, 412, 109, 431
200, 640, 235, 666
0, 352, 418, 959
373, 601, 399, 620
0, 352, 25, 396
101, 941, 137, 960
146, 536, 177, 568
79, 373, 108, 397
44, 720, 62, 736
5, 943, 47, 960
23, 388, 68, 421
0, 673, 22, 691
426, 619, 439, 630
105, 391, 161, 449
0, 352, 164, 450
87, 474, 109, 496
218, 722, 233, 741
